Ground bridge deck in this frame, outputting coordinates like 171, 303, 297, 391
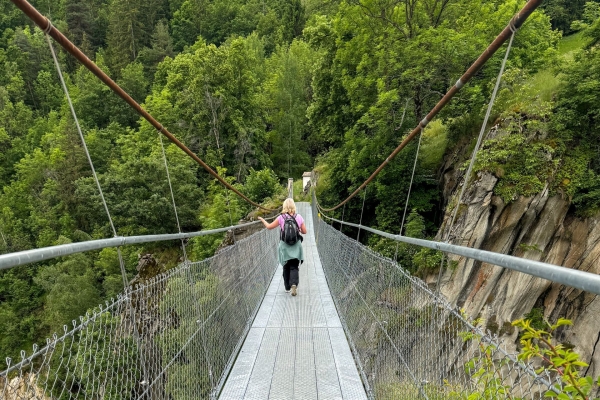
219, 203, 368, 399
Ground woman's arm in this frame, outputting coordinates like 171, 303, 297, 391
258, 217, 279, 230
299, 223, 307, 235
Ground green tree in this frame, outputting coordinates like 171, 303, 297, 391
75, 125, 202, 236
0, 87, 34, 185
33, 70, 63, 113
64, 0, 94, 49
541, 0, 598, 34
170, 0, 305, 52
551, 38, 600, 215
262, 40, 315, 179
149, 34, 271, 180
0, 265, 44, 362
136, 20, 175, 80
5, 25, 56, 108
243, 167, 283, 202
189, 168, 248, 260
35, 250, 102, 332
112, 61, 149, 126
105, 0, 168, 76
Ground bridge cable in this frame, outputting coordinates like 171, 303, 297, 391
10, 0, 278, 212
391, 98, 413, 263
45, 32, 129, 290
393, 131, 423, 263
0, 229, 7, 248
158, 134, 189, 264
435, 30, 517, 292
356, 186, 368, 242
47, 29, 151, 386
226, 191, 237, 245
316, 0, 543, 212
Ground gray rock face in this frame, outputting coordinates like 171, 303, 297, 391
433, 170, 600, 381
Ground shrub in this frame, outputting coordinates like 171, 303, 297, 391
243, 168, 283, 203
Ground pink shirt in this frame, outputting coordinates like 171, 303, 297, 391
277, 214, 304, 230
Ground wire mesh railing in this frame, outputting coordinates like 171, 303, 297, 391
311, 199, 563, 399
0, 226, 279, 400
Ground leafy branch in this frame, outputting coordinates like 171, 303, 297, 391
513, 318, 600, 400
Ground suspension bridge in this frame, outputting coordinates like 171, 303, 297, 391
1, 0, 600, 398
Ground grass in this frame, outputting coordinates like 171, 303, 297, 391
524, 69, 561, 103
525, 32, 588, 101
292, 179, 310, 202
558, 31, 588, 56
375, 381, 450, 400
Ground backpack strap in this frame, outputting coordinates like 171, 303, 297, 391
286, 212, 300, 230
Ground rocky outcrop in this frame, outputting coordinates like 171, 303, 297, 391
431, 166, 600, 382
215, 216, 270, 252
0, 374, 50, 400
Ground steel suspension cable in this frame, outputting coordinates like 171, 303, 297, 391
158, 134, 189, 263
436, 30, 517, 291
46, 33, 129, 289
225, 190, 237, 245
356, 186, 368, 242
47, 30, 150, 385
317, 0, 543, 212
393, 131, 423, 264
389, 98, 413, 263
10, 0, 277, 212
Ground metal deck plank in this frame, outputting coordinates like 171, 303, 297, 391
253, 295, 276, 328
218, 327, 265, 399
329, 328, 368, 400
294, 328, 317, 399
244, 328, 281, 399
313, 328, 344, 400
266, 292, 287, 327
266, 267, 283, 296
281, 291, 299, 328
269, 328, 296, 399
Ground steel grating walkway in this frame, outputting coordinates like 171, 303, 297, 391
219, 203, 368, 399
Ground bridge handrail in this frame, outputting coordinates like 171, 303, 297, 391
318, 212, 600, 296
0, 220, 261, 271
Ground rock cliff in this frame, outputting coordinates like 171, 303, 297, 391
432, 153, 600, 382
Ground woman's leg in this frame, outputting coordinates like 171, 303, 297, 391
282, 261, 291, 291
289, 259, 300, 288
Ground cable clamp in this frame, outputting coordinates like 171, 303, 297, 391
420, 117, 429, 128
43, 19, 53, 35
455, 79, 464, 89
158, 125, 165, 133
508, 17, 518, 34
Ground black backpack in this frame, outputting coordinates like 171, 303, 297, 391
281, 213, 302, 245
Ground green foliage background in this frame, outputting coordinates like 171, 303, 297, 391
1, 0, 600, 386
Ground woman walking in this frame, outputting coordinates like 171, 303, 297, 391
258, 198, 307, 296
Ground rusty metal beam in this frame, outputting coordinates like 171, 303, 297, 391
10, 0, 277, 211
319, 0, 544, 212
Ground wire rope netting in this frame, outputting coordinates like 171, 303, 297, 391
0, 227, 278, 400
311, 200, 563, 400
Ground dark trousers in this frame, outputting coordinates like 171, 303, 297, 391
283, 259, 300, 290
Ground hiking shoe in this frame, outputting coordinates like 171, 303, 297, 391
285, 289, 291, 293
291, 285, 297, 296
